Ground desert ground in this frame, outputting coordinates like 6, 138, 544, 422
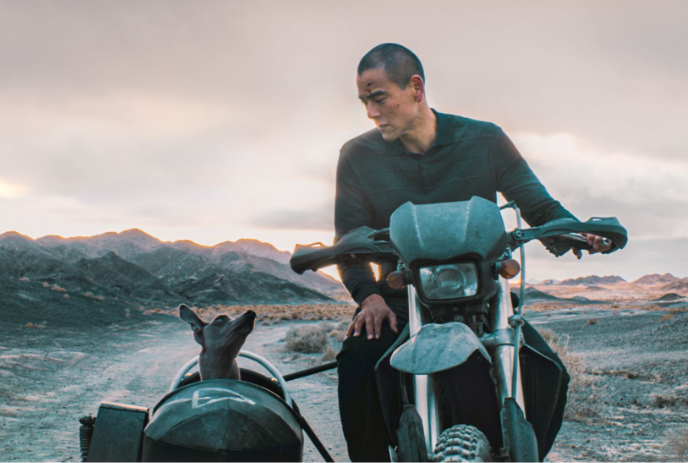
1, 283, 687, 462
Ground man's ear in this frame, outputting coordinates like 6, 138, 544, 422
179, 304, 206, 336
409, 75, 425, 102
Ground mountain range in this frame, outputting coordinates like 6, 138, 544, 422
0, 229, 345, 313
537, 273, 688, 292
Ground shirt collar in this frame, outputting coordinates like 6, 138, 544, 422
382, 109, 456, 156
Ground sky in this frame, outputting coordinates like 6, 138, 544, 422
1, 1, 687, 282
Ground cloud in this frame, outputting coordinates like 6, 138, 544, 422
1, 1, 687, 280
252, 202, 333, 231
0, 178, 28, 199
523, 238, 688, 282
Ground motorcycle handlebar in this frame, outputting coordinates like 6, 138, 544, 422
507, 217, 628, 253
289, 226, 394, 274
290, 217, 628, 274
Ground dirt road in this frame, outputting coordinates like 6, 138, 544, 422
0, 317, 346, 462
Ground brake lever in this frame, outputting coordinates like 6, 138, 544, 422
540, 233, 610, 257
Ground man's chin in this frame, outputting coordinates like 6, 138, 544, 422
378, 128, 399, 142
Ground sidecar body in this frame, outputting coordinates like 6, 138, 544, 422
83, 352, 304, 462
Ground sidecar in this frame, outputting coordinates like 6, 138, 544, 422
79, 351, 332, 462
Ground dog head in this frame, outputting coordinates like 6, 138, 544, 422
179, 304, 256, 379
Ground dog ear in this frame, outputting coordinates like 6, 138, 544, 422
179, 304, 206, 345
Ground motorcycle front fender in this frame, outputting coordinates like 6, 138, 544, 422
390, 322, 491, 375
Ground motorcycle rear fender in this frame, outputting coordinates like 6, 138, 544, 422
390, 322, 491, 375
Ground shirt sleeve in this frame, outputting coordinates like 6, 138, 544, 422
334, 151, 381, 306
491, 127, 578, 226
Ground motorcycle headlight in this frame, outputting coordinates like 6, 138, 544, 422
418, 263, 479, 301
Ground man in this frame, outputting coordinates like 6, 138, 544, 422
335, 43, 611, 462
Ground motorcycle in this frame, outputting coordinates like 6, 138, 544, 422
289, 196, 627, 462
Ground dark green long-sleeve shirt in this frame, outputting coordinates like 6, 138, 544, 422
334, 110, 577, 306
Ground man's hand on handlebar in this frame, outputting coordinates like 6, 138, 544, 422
572, 233, 613, 259
345, 294, 399, 341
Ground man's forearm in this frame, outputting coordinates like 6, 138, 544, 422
338, 261, 381, 306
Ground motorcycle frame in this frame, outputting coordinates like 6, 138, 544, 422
407, 277, 526, 459
408, 203, 528, 460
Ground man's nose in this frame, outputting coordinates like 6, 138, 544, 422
366, 103, 380, 120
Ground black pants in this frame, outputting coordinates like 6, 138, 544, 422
337, 305, 568, 462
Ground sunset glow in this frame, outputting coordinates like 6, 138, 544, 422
1, 1, 686, 281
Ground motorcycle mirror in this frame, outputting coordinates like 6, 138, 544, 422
499, 259, 521, 279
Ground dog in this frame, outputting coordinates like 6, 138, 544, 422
179, 304, 256, 380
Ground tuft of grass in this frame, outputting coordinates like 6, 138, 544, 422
50, 285, 67, 293
652, 393, 688, 408
19, 277, 29, 282
586, 317, 598, 325
329, 330, 346, 343
666, 427, 688, 459
659, 313, 675, 323
321, 345, 338, 361
537, 327, 561, 347
537, 327, 601, 421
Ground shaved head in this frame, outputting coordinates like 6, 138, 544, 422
357, 43, 425, 89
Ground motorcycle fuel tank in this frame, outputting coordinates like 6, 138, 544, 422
390, 197, 507, 267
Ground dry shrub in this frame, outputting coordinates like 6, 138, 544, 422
322, 345, 338, 362
94, 296, 104, 302
24, 321, 46, 330
318, 322, 335, 333
666, 427, 688, 460
282, 322, 340, 354
63, 294, 69, 299
283, 325, 330, 353
659, 313, 675, 323
537, 327, 600, 421
19, 277, 29, 282
586, 317, 598, 325
42, 282, 49, 288
85, 292, 94, 298
50, 285, 67, 293
653, 393, 688, 409
329, 330, 347, 343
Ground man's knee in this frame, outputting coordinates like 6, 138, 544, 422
337, 323, 401, 373
339, 329, 388, 367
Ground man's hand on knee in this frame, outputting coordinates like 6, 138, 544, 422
345, 294, 399, 341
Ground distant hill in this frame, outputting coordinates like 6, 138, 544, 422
558, 275, 626, 286
654, 293, 685, 302
632, 273, 679, 285
524, 287, 561, 301
0, 230, 346, 318
660, 278, 688, 292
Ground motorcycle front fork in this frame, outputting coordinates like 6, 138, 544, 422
407, 285, 439, 458
407, 278, 525, 459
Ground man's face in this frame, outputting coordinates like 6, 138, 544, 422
356, 67, 420, 142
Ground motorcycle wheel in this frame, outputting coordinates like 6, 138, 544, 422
433, 425, 492, 462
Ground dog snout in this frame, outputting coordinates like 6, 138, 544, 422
245, 310, 256, 319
